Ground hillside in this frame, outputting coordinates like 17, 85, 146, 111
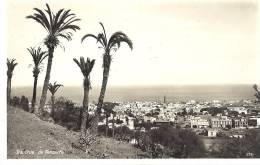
7, 107, 147, 159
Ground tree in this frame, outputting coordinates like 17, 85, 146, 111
102, 102, 118, 137
27, 47, 48, 113
7, 58, 18, 109
82, 22, 133, 134
211, 129, 260, 158
112, 111, 117, 138
20, 96, 30, 112
253, 84, 260, 102
47, 82, 63, 118
26, 3, 80, 116
73, 57, 95, 138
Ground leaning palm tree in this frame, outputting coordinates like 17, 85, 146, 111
47, 82, 63, 118
73, 57, 95, 138
26, 3, 80, 116
82, 22, 133, 134
27, 47, 48, 113
7, 58, 18, 109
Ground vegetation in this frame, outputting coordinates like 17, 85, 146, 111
7, 58, 18, 109
211, 129, 260, 158
26, 3, 80, 116
8, 106, 146, 158
73, 57, 95, 139
98, 124, 206, 158
27, 47, 48, 113
10, 95, 30, 112
8, 2, 260, 159
51, 97, 78, 130
47, 82, 63, 118
81, 22, 133, 134
200, 107, 227, 116
141, 125, 206, 158
102, 102, 118, 137
253, 84, 260, 102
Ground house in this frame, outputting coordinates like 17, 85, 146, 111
190, 116, 209, 128
232, 118, 248, 128
248, 117, 260, 128
209, 116, 232, 128
207, 129, 218, 137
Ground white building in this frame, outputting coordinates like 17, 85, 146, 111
190, 116, 209, 128
207, 129, 218, 137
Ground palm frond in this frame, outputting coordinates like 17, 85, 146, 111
48, 81, 63, 95
73, 57, 95, 78
7, 58, 18, 77
108, 31, 133, 50
27, 3, 80, 48
99, 22, 107, 45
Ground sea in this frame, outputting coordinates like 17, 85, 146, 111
12, 84, 256, 104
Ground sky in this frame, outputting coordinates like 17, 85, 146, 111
5, 0, 260, 87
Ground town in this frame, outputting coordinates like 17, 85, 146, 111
90, 98, 260, 139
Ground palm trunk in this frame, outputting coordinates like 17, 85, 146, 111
81, 80, 90, 138
7, 76, 12, 110
90, 65, 110, 135
96, 66, 110, 113
39, 47, 54, 115
112, 113, 115, 138
105, 116, 108, 137
50, 95, 55, 118
78, 107, 83, 130
31, 75, 38, 113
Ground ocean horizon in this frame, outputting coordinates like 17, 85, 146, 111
12, 84, 256, 104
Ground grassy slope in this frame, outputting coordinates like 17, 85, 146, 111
7, 107, 146, 159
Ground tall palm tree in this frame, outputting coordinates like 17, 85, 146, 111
7, 58, 18, 109
73, 57, 95, 138
27, 47, 48, 113
82, 22, 133, 134
47, 82, 63, 118
26, 3, 80, 116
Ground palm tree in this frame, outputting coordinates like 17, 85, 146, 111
27, 47, 48, 113
73, 57, 95, 138
82, 22, 133, 134
47, 82, 63, 118
7, 58, 18, 109
26, 3, 80, 116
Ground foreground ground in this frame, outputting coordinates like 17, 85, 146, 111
7, 107, 147, 159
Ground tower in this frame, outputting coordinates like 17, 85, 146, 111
163, 95, 166, 104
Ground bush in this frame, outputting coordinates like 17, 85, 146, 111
10, 95, 29, 112
136, 125, 206, 158
211, 129, 260, 158
51, 97, 79, 130
20, 96, 29, 112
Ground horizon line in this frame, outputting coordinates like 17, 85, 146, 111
13, 83, 256, 88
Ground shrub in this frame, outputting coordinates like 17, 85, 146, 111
51, 97, 79, 130
10, 95, 29, 112
211, 129, 260, 158
136, 125, 206, 158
